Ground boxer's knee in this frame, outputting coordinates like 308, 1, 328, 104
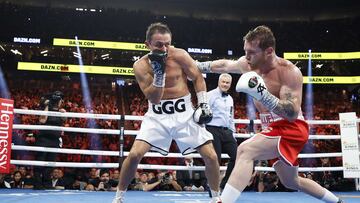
236, 142, 258, 160
281, 177, 300, 190
201, 149, 218, 166
127, 150, 144, 164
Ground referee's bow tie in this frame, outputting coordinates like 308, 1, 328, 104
222, 92, 228, 97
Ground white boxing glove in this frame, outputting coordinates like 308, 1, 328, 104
236, 71, 279, 111
193, 91, 213, 124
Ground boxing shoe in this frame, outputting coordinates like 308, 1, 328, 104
209, 197, 222, 203
112, 196, 124, 203
112, 190, 125, 203
337, 199, 345, 203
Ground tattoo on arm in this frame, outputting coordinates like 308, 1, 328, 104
272, 92, 297, 119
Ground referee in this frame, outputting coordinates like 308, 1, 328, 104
206, 73, 237, 190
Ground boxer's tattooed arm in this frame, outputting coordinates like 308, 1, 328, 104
272, 92, 297, 120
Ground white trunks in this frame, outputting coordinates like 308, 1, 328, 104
136, 94, 213, 155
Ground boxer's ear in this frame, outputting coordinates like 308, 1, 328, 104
265, 47, 273, 56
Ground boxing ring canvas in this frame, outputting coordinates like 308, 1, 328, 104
0, 190, 359, 203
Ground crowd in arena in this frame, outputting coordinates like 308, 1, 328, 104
0, 0, 359, 194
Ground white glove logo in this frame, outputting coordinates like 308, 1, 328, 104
248, 76, 258, 88
257, 83, 266, 96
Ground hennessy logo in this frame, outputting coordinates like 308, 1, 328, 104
0, 99, 14, 173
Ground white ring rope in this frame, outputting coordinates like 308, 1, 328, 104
12, 145, 351, 159
13, 124, 139, 135
10, 160, 344, 172
14, 109, 360, 124
14, 109, 143, 121
12, 124, 347, 140
11, 108, 359, 173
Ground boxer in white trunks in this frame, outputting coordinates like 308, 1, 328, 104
112, 22, 221, 203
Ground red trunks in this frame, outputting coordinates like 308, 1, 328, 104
260, 119, 309, 166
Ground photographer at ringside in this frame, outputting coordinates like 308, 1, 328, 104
33, 91, 66, 189
143, 171, 182, 191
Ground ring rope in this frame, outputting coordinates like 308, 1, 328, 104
15, 109, 360, 124
12, 145, 349, 158
10, 160, 344, 172
14, 109, 146, 120
11, 109, 358, 174
12, 124, 347, 140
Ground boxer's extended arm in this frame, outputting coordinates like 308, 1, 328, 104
236, 68, 302, 121
179, 50, 212, 124
272, 68, 302, 121
197, 56, 249, 74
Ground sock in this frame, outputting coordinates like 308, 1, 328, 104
321, 189, 339, 203
211, 190, 220, 198
220, 184, 241, 203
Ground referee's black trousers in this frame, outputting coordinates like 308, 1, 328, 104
206, 125, 237, 189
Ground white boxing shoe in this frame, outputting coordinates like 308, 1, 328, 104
112, 196, 124, 203
209, 196, 222, 203
112, 190, 125, 203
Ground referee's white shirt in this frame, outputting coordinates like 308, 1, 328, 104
207, 87, 235, 132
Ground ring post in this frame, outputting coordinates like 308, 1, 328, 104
116, 79, 126, 171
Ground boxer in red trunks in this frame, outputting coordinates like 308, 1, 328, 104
197, 25, 343, 203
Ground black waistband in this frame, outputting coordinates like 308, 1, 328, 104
206, 125, 229, 130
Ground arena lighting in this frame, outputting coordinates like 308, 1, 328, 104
101, 53, 110, 60
10, 49, 22, 55
75, 36, 100, 154
73, 51, 81, 59
132, 56, 140, 61
0, 45, 5, 51
76, 8, 101, 12
315, 64, 323, 69
305, 49, 314, 121
303, 49, 316, 165
40, 50, 48, 54
0, 65, 10, 99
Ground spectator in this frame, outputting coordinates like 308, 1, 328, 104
10, 171, 24, 189
144, 171, 182, 191
95, 169, 116, 191
23, 173, 34, 189
87, 168, 100, 187
176, 158, 207, 192
133, 172, 149, 191
44, 168, 66, 190
110, 169, 120, 187
0, 174, 11, 188
33, 91, 66, 189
